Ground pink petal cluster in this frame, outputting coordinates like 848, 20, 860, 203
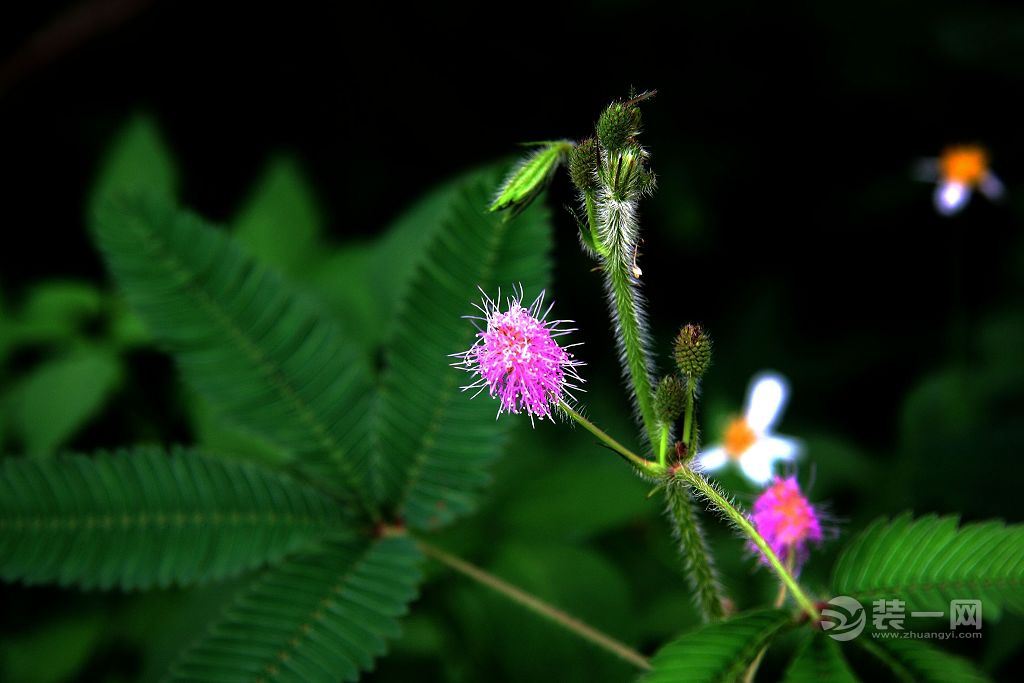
749, 476, 823, 571
454, 288, 583, 422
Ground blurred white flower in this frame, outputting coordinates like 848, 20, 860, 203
916, 145, 1003, 216
696, 373, 801, 486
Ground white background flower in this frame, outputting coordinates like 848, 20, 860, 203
696, 373, 801, 485
915, 145, 1004, 216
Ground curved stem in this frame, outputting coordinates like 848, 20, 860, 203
559, 401, 662, 477
419, 540, 651, 671
674, 467, 821, 622
559, 403, 818, 621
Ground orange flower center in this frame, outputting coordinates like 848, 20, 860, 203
724, 417, 757, 459
940, 146, 988, 187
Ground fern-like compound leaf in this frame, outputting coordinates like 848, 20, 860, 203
168, 535, 422, 683
92, 194, 377, 514
644, 609, 791, 683
863, 638, 992, 683
832, 513, 1024, 619
0, 448, 344, 590
783, 634, 860, 683
375, 166, 553, 529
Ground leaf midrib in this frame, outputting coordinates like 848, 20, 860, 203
259, 542, 377, 683
124, 212, 375, 517
0, 510, 328, 531
392, 212, 508, 522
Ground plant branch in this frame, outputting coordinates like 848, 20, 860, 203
559, 401, 662, 477
673, 467, 822, 622
658, 423, 670, 467
681, 380, 696, 446
419, 540, 652, 671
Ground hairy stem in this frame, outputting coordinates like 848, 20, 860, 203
583, 193, 609, 258
419, 540, 651, 671
559, 401, 661, 477
605, 258, 660, 449
673, 467, 822, 621
665, 480, 727, 621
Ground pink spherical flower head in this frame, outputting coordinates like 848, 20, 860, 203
749, 476, 823, 572
453, 287, 584, 423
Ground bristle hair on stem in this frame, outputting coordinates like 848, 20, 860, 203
665, 477, 727, 621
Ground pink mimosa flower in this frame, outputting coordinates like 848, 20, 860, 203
749, 476, 823, 572
453, 287, 583, 423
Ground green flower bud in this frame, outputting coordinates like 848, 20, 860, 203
601, 143, 654, 200
568, 138, 600, 194
674, 324, 712, 378
597, 102, 642, 153
490, 140, 573, 214
654, 375, 687, 424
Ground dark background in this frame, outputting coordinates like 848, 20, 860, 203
1, 1, 1022, 681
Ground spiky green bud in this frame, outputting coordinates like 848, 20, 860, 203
600, 143, 654, 200
674, 324, 712, 378
568, 138, 600, 194
597, 102, 642, 153
654, 375, 687, 424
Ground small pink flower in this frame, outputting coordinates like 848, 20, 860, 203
749, 476, 823, 572
453, 287, 583, 422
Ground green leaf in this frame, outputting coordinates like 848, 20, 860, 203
783, 634, 860, 683
13, 348, 122, 455
0, 447, 344, 590
2, 281, 104, 348
304, 242, 382, 355
375, 166, 553, 528
89, 114, 178, 217
489, 141, 573, 214
831, 513, 1024, 619
92, 193, 377, 510
0, 612, 105, 683
187, 391, 291, 469
233, 157, 323, 275
17, 281, 104, 343
862, 638, 992, 683
370, 168, 491, 346
168, 535, 422, 683
644, 610, 791, 683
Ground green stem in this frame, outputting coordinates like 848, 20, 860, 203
583, 194, 609, 257
419, 540, 652, 671
665, 480, 727, 621
559, 401, 662, 477
658, 423, 670, 467
605, 258, 660, 449
681, 380, 695, 446
674, 467, 821, 622
744, 552, 795, 682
